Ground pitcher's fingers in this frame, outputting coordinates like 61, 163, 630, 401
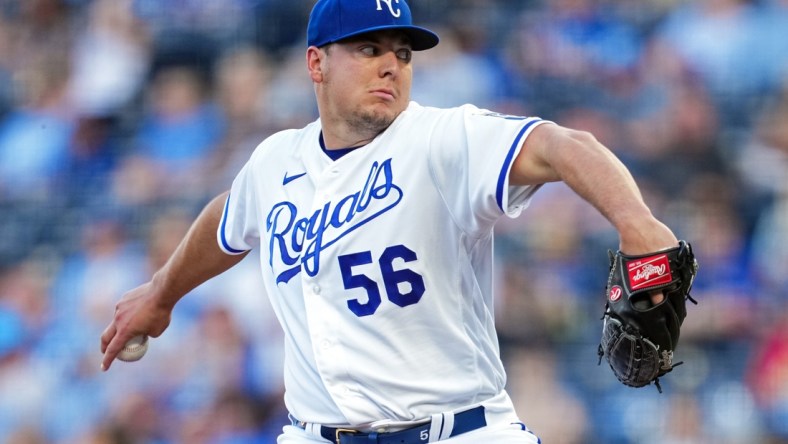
650, 290, 665, 305
101, 334, 127, 371
100, 323, 117, 354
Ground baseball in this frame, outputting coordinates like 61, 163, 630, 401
117, 335, 149, 362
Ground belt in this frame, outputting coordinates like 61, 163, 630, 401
292, 406, 487, 444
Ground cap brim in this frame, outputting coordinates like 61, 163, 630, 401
327, 25, 439, 51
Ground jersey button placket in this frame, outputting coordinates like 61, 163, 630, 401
303, 276, 345, 401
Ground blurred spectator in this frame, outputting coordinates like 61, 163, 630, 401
505, 347, 589, 444
411, 25, 505, 109
0, 54, 74, 199
495, 183, 608, 345
500, 0, 647, 119
0, 258, 52, 345
135, 64, 223, 169
665, 173, 757, 343
249, 1, 313, 56
656, 0, 788, 128
411, 5, 508, 109
263, 45, 319, 129
0, 14, 14, 119
743, 77, 788, 440
58, 115, 122, 211
133, 0, 256, 47
207, 46, 278, 192
738, 79, 788, 295
748, 309, 788, 439
112, 63, 225, 205
619, 67, 725, 191
49, 217, 146, 340
666, 393, 709, 443
66, 0, 151, 118
0, 259, 58, 440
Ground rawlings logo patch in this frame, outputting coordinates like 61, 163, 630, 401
609, 285, 623, 302
627, 253, 672, 290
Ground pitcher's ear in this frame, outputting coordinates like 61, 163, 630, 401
307, 46, 325, 83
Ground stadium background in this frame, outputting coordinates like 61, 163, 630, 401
0, 0, 787, 442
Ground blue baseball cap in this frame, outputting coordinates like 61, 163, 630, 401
307, 0, 439, 51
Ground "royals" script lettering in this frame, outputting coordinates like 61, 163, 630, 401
266, 159, 402, 283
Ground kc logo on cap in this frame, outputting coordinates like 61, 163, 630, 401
376, 0, 401, 18
307, 0, 439, 51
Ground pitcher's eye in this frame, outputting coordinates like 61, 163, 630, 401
359, 45, 377, 56
396, 48, 412, 62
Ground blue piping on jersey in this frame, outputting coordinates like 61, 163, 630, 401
220, 193, 249, 254
496, 119, 542, 212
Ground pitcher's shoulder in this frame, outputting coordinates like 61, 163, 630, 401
401, 101, 476, 126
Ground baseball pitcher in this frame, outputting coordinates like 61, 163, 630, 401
101, 1, 697, 443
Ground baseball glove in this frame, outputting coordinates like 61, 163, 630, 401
597, 240, 698, 392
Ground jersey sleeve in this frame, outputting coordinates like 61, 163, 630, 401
217, 157, 259, 255
428, 105, 551, 233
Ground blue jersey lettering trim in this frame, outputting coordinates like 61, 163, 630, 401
496, 119, 541, 212
220, 193, 249, 255
267, 158, 403, 284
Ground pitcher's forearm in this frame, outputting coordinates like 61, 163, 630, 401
548, 132, 676, 251
512, 125, 677, 252
151, 192, 248, 310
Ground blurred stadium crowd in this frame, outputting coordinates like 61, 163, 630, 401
0, 0, 787, 442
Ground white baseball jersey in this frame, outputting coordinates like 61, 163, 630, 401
218, 101, 549, 427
